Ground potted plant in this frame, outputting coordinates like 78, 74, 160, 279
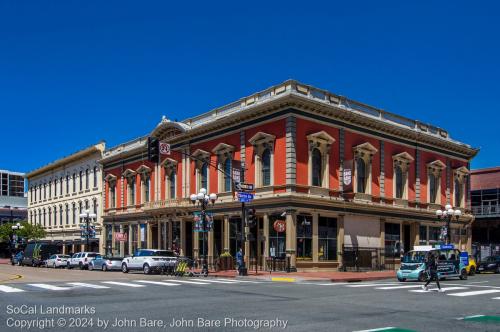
219, 252, 234, 271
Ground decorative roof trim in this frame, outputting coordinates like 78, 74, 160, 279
248, 132, 276, 145
306, 131, 335, 144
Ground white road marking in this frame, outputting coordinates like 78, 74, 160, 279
305, 282, 350, 286
410, 287, 468, 293
345, 283, 399, 288
353, 327, 397, 332
163, 279, 210, 285
375, 285, 423, 290
67, 282, 110, 289
0, 285, 25, 293
189, 279, 235, 284
213, 279, 262, 284
101, 281, 145, 288
456, 315, 485, 320
134, 280, 180, 286
492, 297, 500, 300
27, 284, 73, 291
448, 289, 500, 297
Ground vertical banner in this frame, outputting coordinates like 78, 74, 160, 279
232, 160, 242, 192
343, 159, 354, 193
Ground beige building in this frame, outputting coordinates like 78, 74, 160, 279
26, 142, 105, 254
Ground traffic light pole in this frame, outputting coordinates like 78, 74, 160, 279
239, 202, 247, 276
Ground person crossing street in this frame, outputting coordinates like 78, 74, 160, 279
422, 251, 444, 292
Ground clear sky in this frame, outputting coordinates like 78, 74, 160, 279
1, 1, 498, 174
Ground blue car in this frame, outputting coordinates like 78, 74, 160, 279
397, 248, 468, 282
11, 251, 24, 266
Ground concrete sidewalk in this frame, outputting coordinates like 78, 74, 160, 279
197, 269, 395, 282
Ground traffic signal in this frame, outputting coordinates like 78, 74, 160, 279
247, 208, 257, 227
148, 137, 159, 163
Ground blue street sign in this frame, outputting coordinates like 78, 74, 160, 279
439, 244, 454, 250
238, 192, 254, 202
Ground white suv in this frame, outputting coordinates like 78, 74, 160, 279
67, 252, 98, 270
121, 249, 177, 274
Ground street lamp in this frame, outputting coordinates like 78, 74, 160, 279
435, 204, 462, 245
11, 223, 24, 253
79, 210, 97, 251
190, 188, 217, 276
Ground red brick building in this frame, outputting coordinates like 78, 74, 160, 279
101, 80, 478, 271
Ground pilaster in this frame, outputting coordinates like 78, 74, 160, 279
285, 116, 296, 191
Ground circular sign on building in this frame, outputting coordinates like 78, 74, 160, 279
273, 220, 286, 233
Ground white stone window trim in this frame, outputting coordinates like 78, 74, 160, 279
191, 149, 211, 193
212, 143, 235, 193
137, 165, 152, 204
453, 166, 469, 208
306, 131, 335, 189
162, 157, 178, 199
426, 160, 446, 205
123, 168, 137, 206
392, 151, 414, 200
249, 132, 276, 188
353, 142, 378, 195
104, 174, 117, 208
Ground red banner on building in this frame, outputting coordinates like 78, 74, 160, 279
114, 232, 128, 242
343, 159, 354, 193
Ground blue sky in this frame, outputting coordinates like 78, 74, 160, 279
1, 1, 498, 173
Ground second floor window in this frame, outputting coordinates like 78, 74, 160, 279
79, 171, 83, 191
429, 173, 438, 204
73, 173, 76, 193
224, 158, 232, 192
60, 177, 63, 195
85, 169, 89, 190
66, 175, 69, 194
48, 181, 52, 198
356, 158, 367, 193
169, 171, 176, 199
110, 185, 116, 208
395, 165, 404, 199
200, 164, 208, 190
93, 166, 98, 188
311, 148, 322, 187
262, 149, 271, 187
455, 178, 463, 208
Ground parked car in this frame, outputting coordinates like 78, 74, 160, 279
89, 255, 123, 271
121, 249, 178, 274
21, 242, 61, 267
477, 256, 500, 274
67, 252, 98, 270
466, 255, 477, 276
11, 251, 24, 266
45, 254, 71, 268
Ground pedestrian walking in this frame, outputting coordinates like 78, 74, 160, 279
236, 248, 243, 272
422, 251, 444, 292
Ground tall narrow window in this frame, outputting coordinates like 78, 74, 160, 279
453, 166, 469, 208
169, 171, 176, 199
59, 206, 63, 226
224, 158, 232, 192
65, 205, 69, 225
130, 180, 135, 205
66, 175, 69, 194
43, 208, 46, 227
311, 148, 322, 187
48, 181, 52, 198
73, 173, 76, 193
93, 166, 98, 188
296, 215, 313, 259
455, 178, 463, 208
356, 158, 366, 193
72, 203, 76, 224
144, 177, 150, 203
48, 207, 52, 226
93, 199, 97, 215
60, 177, 63, 195
54, 180, 57, 197
395, 165, 403, 199
79, 171, 83, 191
429, 173, 438, 203
85, 169, 89, 189
262, 149, 271, 186
110, 185, 116, 208
201, 163, 208, 190
318, 216, 337, 261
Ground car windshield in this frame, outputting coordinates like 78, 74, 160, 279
60, 255, 70, 258
402, 251, 427, 263
108, 257, 123, 261
87, 254, 97, 258
151, 251, 175, 257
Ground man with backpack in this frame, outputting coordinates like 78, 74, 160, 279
422, 251, 444, 292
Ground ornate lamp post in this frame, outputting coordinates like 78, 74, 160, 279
79, 210, 97, 251
11, 222, 24, 253
435, 204, 462, 245
190, 188, 217, 276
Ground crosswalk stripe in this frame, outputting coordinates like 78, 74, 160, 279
135, 280, 180, 286
448, 289, 500, 297
307, 282, 349, 286
375, 285, 423, 290
67, 282, 110, 289
213, 279, 262, 284
163, 279, 209, 285
189, 279, 234, 284
346, 283, 399, 288
353, 327, 397, 332
28, 284, 72, 291
101, 281, 145, 288
492, 297, 500, 300
410, 287, 468, 293
0, 285, 25, 293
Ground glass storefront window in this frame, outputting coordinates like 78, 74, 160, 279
296, 215, 312, 260
318, 216, 337, 261
229, 218, 242, 257
161, 222, 168, 250
419, 225, 428, 245
429, 226, 440, 244
131, 224, 138, 254
172, 221, 181, 253
123, 225, 129, 256
113, 225, 120, 255
269, 215, 286, 258
105, 224, 112, 256
140, 224, 146, 249
385, 223, 400, 258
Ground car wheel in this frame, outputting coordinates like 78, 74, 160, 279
102, 264, 108, 272
53, 263, 56, 269
459, 269, 468, 280
496, 266, 500, 274
79, 263, 84, 270
397, 277, 406, 282
32, 260, 36, 267
143, 264, 151, 275
469, 267, 475, 276
89, 263, 93, 271
121, 263, 129, 273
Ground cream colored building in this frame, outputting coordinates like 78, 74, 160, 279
26, 142, 105, 254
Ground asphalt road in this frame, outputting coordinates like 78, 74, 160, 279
1, 265, 500, 332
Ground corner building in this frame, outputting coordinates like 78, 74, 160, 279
101, 80, 478, 271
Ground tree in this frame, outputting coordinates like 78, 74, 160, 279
0, 223, 14, 243
19, 222, 46, 242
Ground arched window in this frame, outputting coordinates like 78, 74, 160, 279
356, 158, 366, 193
73, 173, 76, 193
262, 149, 271, 186
65, 205, 69, 225
43, 208, 46, 226
48, 181, 52, 198
59, 206, 63, 226
93, 166, 98, 188
311, 148, 322, 187
93, 199, 98, 215
54, 179, 57, 197
395, 165, 403, 199
429, 173, 438, 203
201, 163, 208, 190
224, 158, 232, 192
72, 203, 76, 224
79, 171, 83, 191
66, 175, 70, 194
60, 177, 63, 195
144, 177, 150, 203
48, 207, 52, 226
85, 169, 89, 190
169, 171, 176, 199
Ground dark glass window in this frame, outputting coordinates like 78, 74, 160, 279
262, 149, 271, 186
318, 216, 337, 261
224, 158, 232, 192
201, 164, 208, 190
296, 215, 312, 259
85, 169, 89, 189
268, 215, 286, 258
169, 171, 176, 199
93, 167, 98, 188
429, 173, 438, 203
311, 148, 322, 187
419, 225, 427, 244
356, 158, 366, 193
384, 223, 400, 257
455, 179, 463, 207
395, 165, 403, 199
